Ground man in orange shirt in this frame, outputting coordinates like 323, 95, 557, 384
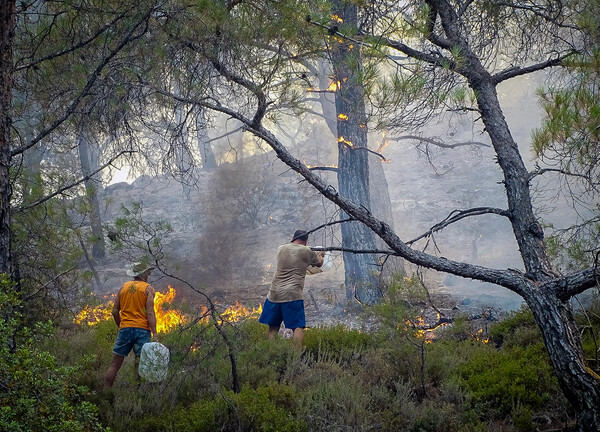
104, 263, 158, 389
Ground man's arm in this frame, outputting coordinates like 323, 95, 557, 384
112, 291, 121, 328
145, 285, 158, 340
313, 250, 325, 268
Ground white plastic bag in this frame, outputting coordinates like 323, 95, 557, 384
307, 248, 333, 275
139, 342, 169, 382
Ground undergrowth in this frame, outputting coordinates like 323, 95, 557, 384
6, 276, 591, 432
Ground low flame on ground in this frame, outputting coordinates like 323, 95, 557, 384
338, 113, 349, 121
407, 313, 451, 343
331, 14, 343, 23
472, 328, 490, 343
75, 287, 263, 332
406, 312, 490, 344
74, 297, 114, 326
220, 302, 263, 323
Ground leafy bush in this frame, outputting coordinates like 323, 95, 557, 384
131, 385, 305, 432
488, 306, 541, 348
457, 343, 560, 416
303, 324, 373, 365
0, 278, 107, 432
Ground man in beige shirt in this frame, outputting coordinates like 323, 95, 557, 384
259, 230, 324, 347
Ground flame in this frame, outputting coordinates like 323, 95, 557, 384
220, 302, 263, 323
377, 140, 391, 153
74, 300, 114, 326
327, 81, 340, 92
338, 113, 349, 121
155, 286, 186, 333
472, 328, 490, 343
338, 136, 354, 147
331, 14, 343, 23
74, 286, 186, 333
406, 314, 451, 343
306, 80, 340, 93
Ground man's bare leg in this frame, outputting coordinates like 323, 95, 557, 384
292, 327, 304, 350
268, 326, 279, 340
104, 354, 125, 390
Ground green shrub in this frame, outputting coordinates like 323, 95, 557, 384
488, 307, 541, 348
303, 324, 373, 364
295, 373, 376, 432
0, 279, 107, 432
457, 342, 559, 416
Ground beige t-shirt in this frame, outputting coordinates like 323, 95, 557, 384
267, 243, 321, 303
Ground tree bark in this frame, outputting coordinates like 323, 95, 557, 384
331, 0, 381, 305
195, 106, 217, 169
524, 289, 600, 430
470, 73, 600, 432
77, 127, 105, 259
0, 0, 15, 276
416, 0, 600, 427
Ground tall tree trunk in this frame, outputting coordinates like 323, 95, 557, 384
466, 53, 600, 432
369, 154, 405, 278
195, 106, 217, 169
524, 290, 600, 430
0, 0, 15, 276
77, 127, 105, 259
331, 0, 381, 305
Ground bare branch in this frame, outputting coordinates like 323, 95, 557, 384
528, 166, 594, 183
346, 145, 389, 161
407, 207, 511, 245
305, 218, 354, 239
308, 166, 339, 172
311, 245, 396, 255
389, 134, 490, 148
550, 267, 599, 300
209, 58, 268, 127
492, 54, 573, 84
207, 126, 244, 144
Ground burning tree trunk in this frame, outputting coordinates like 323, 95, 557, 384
0, 0, 15, 276
330, 0, 381, 305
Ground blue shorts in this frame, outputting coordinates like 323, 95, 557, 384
113, 327, 151, 357
258, 299, 305, 329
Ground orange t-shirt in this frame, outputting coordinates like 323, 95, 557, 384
118, 280, 151, 330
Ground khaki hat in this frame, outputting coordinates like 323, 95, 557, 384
126, 262, 155, 277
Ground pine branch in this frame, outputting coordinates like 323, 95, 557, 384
11, 6, 155, 157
